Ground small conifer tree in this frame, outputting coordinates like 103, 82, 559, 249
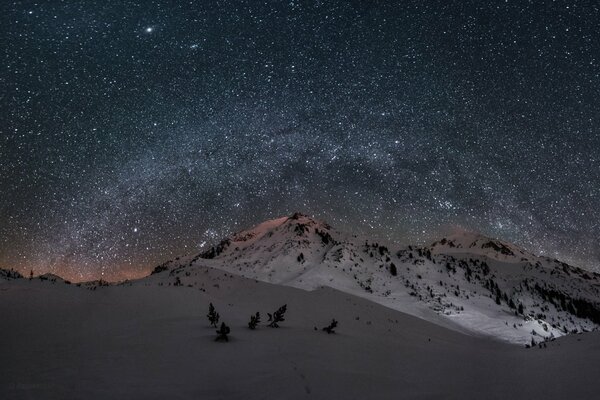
248, 312, 261, 329
215, 322, 230, 342
322, 319, 338, 334
267, 304, 287, 328
207, 303, 220, 327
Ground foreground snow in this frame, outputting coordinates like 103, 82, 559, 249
1, 269, 600, 400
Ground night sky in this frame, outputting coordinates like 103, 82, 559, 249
2, 1, 599, 281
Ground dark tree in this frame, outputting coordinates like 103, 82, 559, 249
322, 319, 338, 334
248, 312, 261, 329
267, 304, 287, 328
389, 263, 397, 276
207, 303, 220, 327
215, 322, 230, 342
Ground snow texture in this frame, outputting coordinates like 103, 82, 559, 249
1, 266, 599, 399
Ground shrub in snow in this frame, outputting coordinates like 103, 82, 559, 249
267, 304, 287, 328
322, 319, 338, 334
207, 303, 220, 327
215, 322, 230, 342
248, 312, 261, 329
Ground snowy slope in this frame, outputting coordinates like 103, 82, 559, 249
158, 213, 600, 344
2, 266, 600, 400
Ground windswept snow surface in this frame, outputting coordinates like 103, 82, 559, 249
1, 268, 600, 400
162, 213, 600, 344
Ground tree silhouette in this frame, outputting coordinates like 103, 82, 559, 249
322, 319, 338, 334
267, 304, 287, 328
207, 303, 220, 327
215, 322, 230, 342
248, 312, 261, 329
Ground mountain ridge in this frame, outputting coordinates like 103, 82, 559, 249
154, 212, 600, 344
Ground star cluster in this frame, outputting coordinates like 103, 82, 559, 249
1, 1, 599, 280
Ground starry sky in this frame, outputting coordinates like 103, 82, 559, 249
1, 0, 599, 281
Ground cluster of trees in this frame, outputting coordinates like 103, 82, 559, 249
533, 283, 600, 325
315, 228, 334, 245
207, 303, 288, 341
0, 268, 23, 280
207, 303, 338, 342
199, 238, 231, 260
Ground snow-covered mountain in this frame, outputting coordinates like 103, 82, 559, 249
155, 213, 600, 344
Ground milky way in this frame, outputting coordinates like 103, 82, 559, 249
1, 1, 599, 280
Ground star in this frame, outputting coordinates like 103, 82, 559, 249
1, 0, 598, 281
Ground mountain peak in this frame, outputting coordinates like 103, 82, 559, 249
286, 212, 331, 228
288, 211, 308, 220
196, 213, 335, 261
231, 213, 330, 241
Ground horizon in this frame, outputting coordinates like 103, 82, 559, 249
6, 211, 597, 283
